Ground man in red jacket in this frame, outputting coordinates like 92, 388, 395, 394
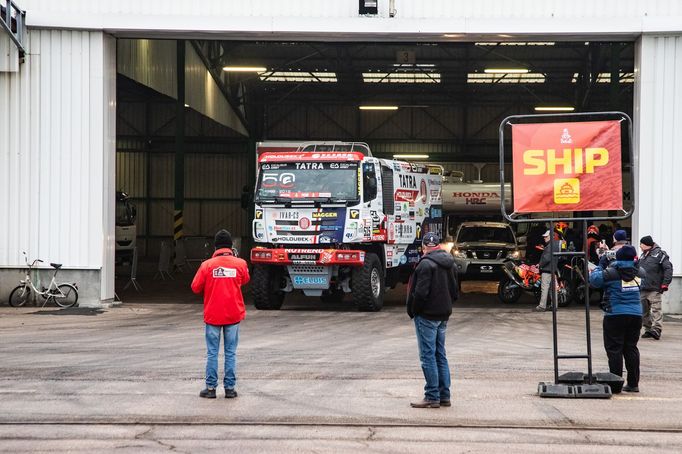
191, 229, 250, 399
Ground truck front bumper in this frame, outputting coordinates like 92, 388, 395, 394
250, 248, 366, 267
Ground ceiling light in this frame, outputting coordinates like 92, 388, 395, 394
393, 154, 429, 160
222, 66, 267, 72
363, 71, 441, 83
359, 105, 399, 111
468, 72, 545, 84
443, 34, 463, 38
484, 68, 530, 74
260, 71, 337, 82
534, 106, 575, 112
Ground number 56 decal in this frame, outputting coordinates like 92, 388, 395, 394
262, 173, 296, 188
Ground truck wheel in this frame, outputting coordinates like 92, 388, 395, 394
252, 265, 285, 310
497, 277, 522, 304
351, 253, 384, 312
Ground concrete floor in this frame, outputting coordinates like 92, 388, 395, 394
1, 280, 682, 452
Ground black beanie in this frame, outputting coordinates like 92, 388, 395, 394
214, 229, 233, 249
640, 235, 654, 247
616, 245, 637, 261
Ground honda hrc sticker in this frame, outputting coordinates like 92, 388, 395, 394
213, 267, 237, 278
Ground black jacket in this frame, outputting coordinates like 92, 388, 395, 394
407, 249, 458, 321
638, 244, 673, 291
538, 240, 562, 273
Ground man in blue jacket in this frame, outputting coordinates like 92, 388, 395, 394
589, 245, 646, 393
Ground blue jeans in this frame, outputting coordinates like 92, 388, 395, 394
205, 323, 240, 389
414, 316, 451, 402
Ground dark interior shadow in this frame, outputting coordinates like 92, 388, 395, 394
31, 307, 105, 316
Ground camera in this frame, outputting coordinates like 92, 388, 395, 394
597, 246, 616, 261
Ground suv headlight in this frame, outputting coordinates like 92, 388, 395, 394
507, 250, 520, 259
452, 249, 467, 259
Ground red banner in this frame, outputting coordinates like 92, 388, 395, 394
511, 120, 623, 213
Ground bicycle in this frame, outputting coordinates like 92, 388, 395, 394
8, 252, 79, 308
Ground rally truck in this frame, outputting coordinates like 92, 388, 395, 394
250, 142, 443, 311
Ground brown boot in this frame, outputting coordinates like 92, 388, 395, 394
410, 399, 440, 408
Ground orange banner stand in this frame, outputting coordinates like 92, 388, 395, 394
511, 120, 622, 213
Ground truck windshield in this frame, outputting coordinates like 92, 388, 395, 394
255, 162, 359, 202
457, 226, 515, 244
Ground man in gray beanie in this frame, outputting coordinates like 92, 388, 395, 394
638, 235, 673, 340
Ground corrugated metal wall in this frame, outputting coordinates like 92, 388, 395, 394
265, 103, 519, 162
0, 30, 115, 272
117, 39, 247, 136
634, 35, 682, 277
116, 150, 251, 258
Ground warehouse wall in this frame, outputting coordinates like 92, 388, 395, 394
117, 39, 248, 136
0, 30, 116, 306
265, 103, 524, 162
634, 34, 682, 314
115, 147, 252, 258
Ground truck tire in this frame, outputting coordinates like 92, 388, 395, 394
252, 265, 285, 310
351, 253, 384, 312
497, 277, 522, 304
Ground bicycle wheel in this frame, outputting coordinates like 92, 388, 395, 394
50, 284, 79, 308
9, 285, 32, 307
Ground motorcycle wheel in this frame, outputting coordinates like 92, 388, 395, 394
497, 278, 522, 304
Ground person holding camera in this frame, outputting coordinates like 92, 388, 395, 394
589, 245, 646, 393
638, 236, 673, 340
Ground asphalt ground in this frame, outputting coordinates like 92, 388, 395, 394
1, 275, 682, 452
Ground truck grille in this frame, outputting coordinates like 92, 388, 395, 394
289, 265, 326, 274
467, 249, 504, 259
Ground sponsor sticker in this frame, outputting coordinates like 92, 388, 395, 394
213, 267, 237, 278
312, 212, 338, 219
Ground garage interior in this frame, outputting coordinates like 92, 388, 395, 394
114, 39, 635, 301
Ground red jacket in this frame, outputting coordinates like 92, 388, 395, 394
191, 248, 250, 325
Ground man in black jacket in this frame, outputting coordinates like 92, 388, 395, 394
535, 231, 562, 312
407, 232, 459, 408
638, 235, 674, 340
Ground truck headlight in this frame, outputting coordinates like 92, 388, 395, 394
507, 250, 520, 259
254, 221, 265, 240
452, 249, 467, 259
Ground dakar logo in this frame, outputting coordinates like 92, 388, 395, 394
560, 128, 573, 144
553, 178, 580, 204
213, 267, 237, 278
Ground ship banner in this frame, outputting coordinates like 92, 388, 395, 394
511, 120, 623, 213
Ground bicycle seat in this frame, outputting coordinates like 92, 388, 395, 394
50, 263, 62, 269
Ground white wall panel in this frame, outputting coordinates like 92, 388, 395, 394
633, 35, 682, 280
184, 43, 248, 136
18, 1, 682, 36
117, 39, 176, 100
118, 39, 247, 136
0, 35, 20, 72
0, 30, 114, 273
